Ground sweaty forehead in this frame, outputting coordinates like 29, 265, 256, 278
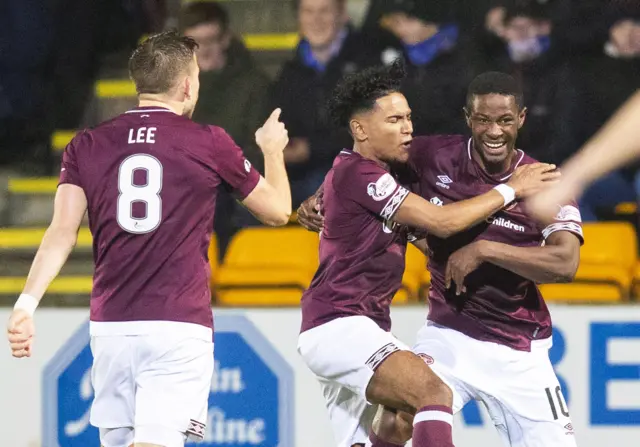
471, 94, 518, 116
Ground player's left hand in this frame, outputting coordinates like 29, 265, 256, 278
7, 309, 35, 358
445, 241, 486, 295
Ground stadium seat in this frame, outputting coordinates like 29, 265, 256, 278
631, 262, 640, 299
563, 222, 638, 299
539, 283, 623, 303
208, 234, 219, 287
216, 227, 319, 306
580, 222, 637, 271
0, 228, 93, 250
395, 243, 428, 303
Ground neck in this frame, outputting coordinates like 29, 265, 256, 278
138, 95, 184, 116
353, 141, 389, 170
471, 147, 516, 176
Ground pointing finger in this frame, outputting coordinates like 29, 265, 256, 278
268, 108, 282, 123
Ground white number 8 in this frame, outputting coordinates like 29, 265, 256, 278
117, 154, 163, 234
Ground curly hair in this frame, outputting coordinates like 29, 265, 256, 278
327, 58, 407, 129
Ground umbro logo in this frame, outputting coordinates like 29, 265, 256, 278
436, 175, 452, 189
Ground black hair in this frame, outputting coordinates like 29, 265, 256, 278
328, 59, 407, 129
179, 1, 230, 33
466, 71, 524, 111
292, 0, 346, 12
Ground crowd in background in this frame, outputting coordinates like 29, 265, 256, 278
1, 0, 640, 254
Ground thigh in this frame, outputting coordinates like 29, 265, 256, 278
90, 336, 135, 430
298, 316, 409, 399
319, 377, 377, 447
484, 348, 577, 447
412, 322, 477, 414
134, 335, 214, 444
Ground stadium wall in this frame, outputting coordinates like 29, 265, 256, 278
1, 306, 639, 446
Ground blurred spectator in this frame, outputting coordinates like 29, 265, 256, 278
180, 1, 271, 257
270, 0, 391, 208
180, 1, 269, 173
374, 0, 475, 135
569, 9, 640, 221
479, 3, 577, 164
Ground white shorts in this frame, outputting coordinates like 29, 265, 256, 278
298, 316, 410, 447
90, 329, 213, 447
413, 321, 577, 447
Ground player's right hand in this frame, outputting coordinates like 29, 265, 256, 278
297, 194, 324, 233
507, 163, 561, 199
7, 309, 35, 358
255, 108, 289, 156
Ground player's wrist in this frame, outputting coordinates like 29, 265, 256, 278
493, 184, 516, 206
14, 293, 39, 316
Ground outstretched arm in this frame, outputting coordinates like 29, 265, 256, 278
393, 163, 559, 238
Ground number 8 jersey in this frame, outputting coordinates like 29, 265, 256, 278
59, 106, 260, 332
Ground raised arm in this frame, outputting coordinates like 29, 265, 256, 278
393, 163, 559, 238
241, 108, 292, 226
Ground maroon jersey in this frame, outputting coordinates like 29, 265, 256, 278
300, 150, 411, 333
59, 107, 260, 329
409, 135, 583, 351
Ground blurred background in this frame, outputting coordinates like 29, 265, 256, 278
1, 0, 640, 446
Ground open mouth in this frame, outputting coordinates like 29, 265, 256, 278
483, 141, 507, 154
401, 140, 412, 149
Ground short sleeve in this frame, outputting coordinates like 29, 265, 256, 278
333, 161, 409, 219
541, 202, 584, 244
58, 131, 86, 188
209, 126, 260, 200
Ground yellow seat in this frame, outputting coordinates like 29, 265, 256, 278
631, 262, 640, 299
539, 283, 623, 303
0, 276, 93, 294
581, 222, 637, 271
395, 243, 427, 302
216, 227, 319, 305
217, 288, 306, 307
574, 264, 631, 291
564, 222, 638, 298
208, 234, 219, 287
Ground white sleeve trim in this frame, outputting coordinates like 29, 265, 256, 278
381, 186, 409, 220
542, 221, 583, 240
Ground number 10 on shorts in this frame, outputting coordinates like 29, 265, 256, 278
546, 385, 570, 420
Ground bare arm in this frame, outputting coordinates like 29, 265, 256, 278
478, 231, 581, 283
561, 90, 640, 188
394, 162, 559, 238
527, 91, 640, 219
22, 184, 87, 301
444, 231, 581, 294
241, 109, 292, 226
393, 190, 506, 239
242, 172, 292, 226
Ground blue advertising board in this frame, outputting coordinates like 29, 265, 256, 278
42, 314, 294, 446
